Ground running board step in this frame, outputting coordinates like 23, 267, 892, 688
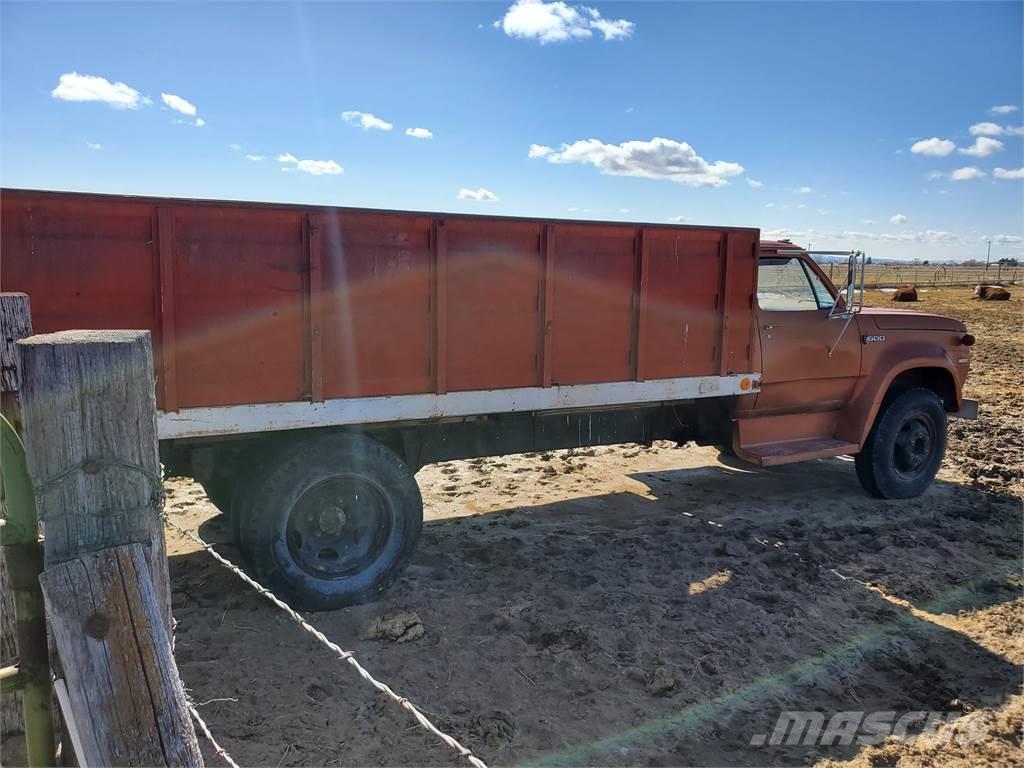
740, 438, 859, 467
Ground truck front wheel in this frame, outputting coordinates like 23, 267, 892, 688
237, 433, 423, 610
855, 387, 947, 499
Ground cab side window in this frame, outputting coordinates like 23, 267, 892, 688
758, 257, 834, 311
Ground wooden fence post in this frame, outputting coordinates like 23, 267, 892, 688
1, 293, 31, 740
17, 329, 202, 766
1, 292, 56, 765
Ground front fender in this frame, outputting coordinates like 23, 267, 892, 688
836, 340, 961, 446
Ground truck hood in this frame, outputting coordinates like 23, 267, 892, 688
860, 308, 965, 332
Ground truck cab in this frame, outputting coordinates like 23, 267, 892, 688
733, 240, 975, 499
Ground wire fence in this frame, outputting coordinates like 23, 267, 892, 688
816, 263, 1022, 288
162, 512, 490, 768
189, 701, 241, 768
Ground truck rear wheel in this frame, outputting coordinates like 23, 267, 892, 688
237, 433, 423, 610
855, 387, 946, 499
199, 470, 236, 513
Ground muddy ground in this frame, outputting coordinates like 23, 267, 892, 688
165, 288, 1022, 767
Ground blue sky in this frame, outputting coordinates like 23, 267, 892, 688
2, 1, 1022, 261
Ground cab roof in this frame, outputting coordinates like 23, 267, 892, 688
759, 239, 805, 252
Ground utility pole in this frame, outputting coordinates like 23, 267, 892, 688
985, 239, 993, 271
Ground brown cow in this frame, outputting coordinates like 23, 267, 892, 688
891, 284, 918, 302
973, 285, 1011, 301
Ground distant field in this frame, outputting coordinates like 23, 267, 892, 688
813, 261, 1022, 288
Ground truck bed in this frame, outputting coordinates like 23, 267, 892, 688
1, 189, 760, 438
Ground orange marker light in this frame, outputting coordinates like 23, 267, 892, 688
740, 377, 751, 391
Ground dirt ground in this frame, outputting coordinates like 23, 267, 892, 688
165, 287, 1022, 768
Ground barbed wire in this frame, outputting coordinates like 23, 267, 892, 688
35, 451, 487, 765
162, 512, 489, 768
189, 702, 241, 768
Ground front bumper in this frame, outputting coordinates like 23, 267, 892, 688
952, 398, 979, 420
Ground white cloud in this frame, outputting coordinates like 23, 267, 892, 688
958, 136, 1004, 157
910, 137, 956, 156
918, 230, 958, 243
1005, 126, 1024, 136
763, 228, 808, 240
993, 167, 1024, 180
229, 143, 243, 151
342, 111, 393, 131
589, 14, 634, 40
746, 178, 763, 188
405, 127, 433, 139
765, 203, 776, 208
861, 219, 875, 225
926, 170, 945, 181
160, 93, 197, 116
86, 142, 102, 150
668, 215, 687, 223
457, 187, 499, 201
796, 186, 812, 193
528, 136, 743, 187
245, 154, 265, 161
969, 121, 1004, 136
296, 160, 343, 175
951, 166, 985, 181
194, 117, 205, 127
990, 105, 1019, 115
172, 117, 205, 127
495, 0, 634, 43
984, 234, 1023, 244
831, 229, 960, 244
51, 72, 148, 109
890, 213, 909, 224
277, 153, 343, 175
817, 209, 830, 216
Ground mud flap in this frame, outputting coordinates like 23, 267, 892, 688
951, 398, 979, 420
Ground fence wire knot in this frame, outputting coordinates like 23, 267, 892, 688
33, 456, 166, 509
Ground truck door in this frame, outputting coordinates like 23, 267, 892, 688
754, 255, 861, 412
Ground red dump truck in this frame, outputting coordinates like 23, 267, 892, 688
1, 189, 977, 608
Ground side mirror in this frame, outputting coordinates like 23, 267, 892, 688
830, 250, 864, 319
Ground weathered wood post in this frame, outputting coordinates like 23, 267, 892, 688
1, 293, 30, 740
0, 292, 55, 765
17, 329, 202, 767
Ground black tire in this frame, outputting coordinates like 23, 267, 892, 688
855, 387, 946, 499
229, 446, 278, 560
237, 433, 423, 610
199, 470, 236, 513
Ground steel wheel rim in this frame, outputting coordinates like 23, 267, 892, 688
892, 413, 936, 479
286, 475, 393, 579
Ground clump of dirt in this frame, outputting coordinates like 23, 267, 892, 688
645, 666, 677, 697
362, 609, 424, 643
468, 710, 517, 750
